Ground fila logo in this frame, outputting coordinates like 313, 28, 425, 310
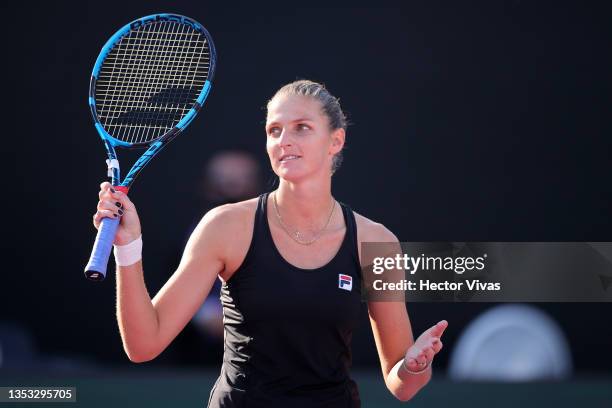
338, 274, 353, 291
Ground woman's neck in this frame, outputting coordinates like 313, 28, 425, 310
275, 178, 334, 230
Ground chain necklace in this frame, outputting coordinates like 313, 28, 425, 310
272, 192, 336, 245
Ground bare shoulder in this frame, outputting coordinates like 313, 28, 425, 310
352, 210, 399, 265
189, 197, 259, 279
353, 210, 399, 243
199, 197, 259, 231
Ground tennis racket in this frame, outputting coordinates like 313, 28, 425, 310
84, 13, 216, 281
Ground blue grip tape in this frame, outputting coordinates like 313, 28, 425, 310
84, 216, 120, 281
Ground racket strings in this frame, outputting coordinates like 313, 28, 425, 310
95, 20, 211, 143
108, 21, 203, 143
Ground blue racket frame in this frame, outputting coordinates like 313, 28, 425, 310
84, 14, 216, 281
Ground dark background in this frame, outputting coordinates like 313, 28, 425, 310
3, 0, 611, 377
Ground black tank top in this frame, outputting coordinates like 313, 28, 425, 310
207, 192, 363, 408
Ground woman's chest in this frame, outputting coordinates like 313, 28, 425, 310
223, 258, 362, 328
269, 224, 347, 270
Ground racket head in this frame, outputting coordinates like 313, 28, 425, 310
89, 14, 216, 148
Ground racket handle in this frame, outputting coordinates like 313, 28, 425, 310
84, 216, 120, 281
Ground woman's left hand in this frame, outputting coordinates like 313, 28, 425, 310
403, 320, 448, 373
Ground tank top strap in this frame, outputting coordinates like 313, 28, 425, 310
257, 191, 270, 229
258, 191, 271, 244
338, 201, 361, 270
252, 191, 272, 249
231, 193, 270, 273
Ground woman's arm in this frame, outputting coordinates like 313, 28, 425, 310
116, 207, 229, 362
359, 220, 447, 401
368, 301, 426, 400
95, 183, 241, 362
138, 205, 233, 361
119, 205, 243, 362
368, 301, 446, 401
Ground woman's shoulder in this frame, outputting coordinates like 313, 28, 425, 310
199, 196, 260, 235
351, 209, 400, 265
352, 209, 399, 244
191, 197, 261, 278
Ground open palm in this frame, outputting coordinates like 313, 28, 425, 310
404, 320, 448, 372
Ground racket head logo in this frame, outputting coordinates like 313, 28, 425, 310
130, 14, 201, 31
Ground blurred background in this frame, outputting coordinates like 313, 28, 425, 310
2, 0, 612, 406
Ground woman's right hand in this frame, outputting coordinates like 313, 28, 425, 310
94, 182, 142, 246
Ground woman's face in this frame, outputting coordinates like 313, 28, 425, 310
266, 94, 344, 183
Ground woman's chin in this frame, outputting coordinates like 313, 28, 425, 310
276, 167, 308, 183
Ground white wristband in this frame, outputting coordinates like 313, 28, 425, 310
113, 235, 143, 267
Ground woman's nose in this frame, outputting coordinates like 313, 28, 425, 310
278, 128, 292, 147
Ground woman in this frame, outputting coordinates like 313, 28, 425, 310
94, 80, 448, 407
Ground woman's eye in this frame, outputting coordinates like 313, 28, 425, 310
297, 124, 310, 131
268, 127, 281, 136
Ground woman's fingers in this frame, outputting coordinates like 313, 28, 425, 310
428, 320, 448, 338
94, 183, 125, 228
97, 181, 134, 211
405, 358, 419, 371
416, 352, 427, 366
432, 338, 443, 353
423, 346, 435, 362
112, 189, 134, 211
403, 323, 448, 372
93, 209, 119, 228
93, 182, 142, 244
99, 181, 114, 194
99, 181, 118, 193
97, 198, 122, 212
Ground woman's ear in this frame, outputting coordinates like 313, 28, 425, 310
330, 128, 345, 155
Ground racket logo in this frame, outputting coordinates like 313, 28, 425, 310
130, 14, 199, 31
338, 274, 353, 291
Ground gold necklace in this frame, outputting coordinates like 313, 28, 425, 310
272, 192, 336, 245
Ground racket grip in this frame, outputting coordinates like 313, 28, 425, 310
84, 216, 120, 281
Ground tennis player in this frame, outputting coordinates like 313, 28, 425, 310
93, 80, 448, 407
